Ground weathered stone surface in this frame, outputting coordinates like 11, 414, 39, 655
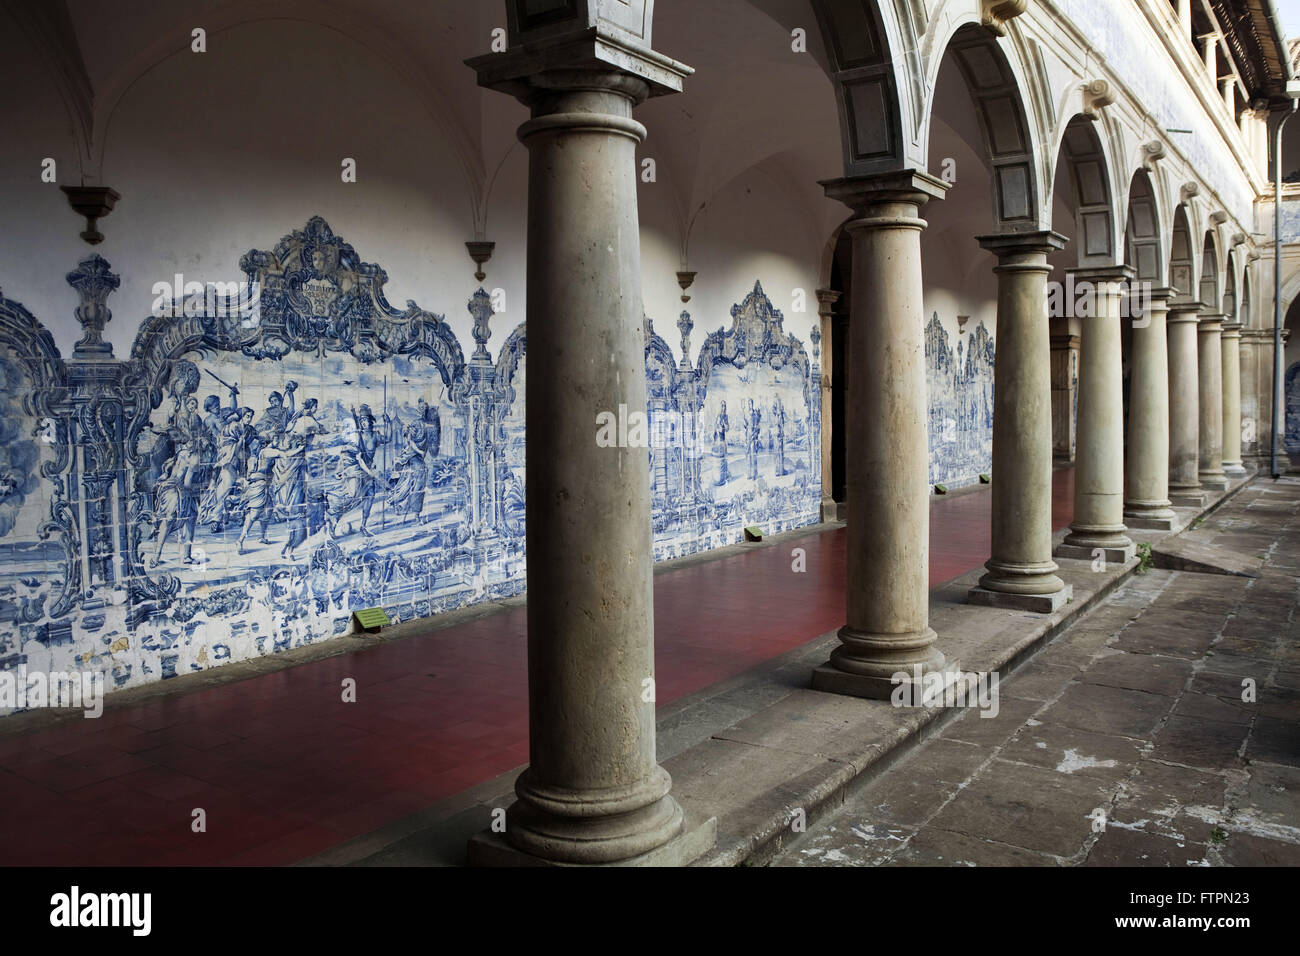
1000, 661, 1080, 702
944, 696, 1042, 747
998, 720, 1147, 782
925, 759, 1114, 857
1217, 831, 1300, 865
1112, 623, 1215, 658
1149, 715, 1248, 770
893, 826, 1057, 866
1038, 682, 1171, 738
1079, 652, 1194, 697
1244, 716, 1300, 766
1084, 826, 1209, 866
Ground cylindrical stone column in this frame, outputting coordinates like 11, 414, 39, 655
1221, 320, 1246, 476
468, 33, 701, 865
969, 232, 1072, 614
1058, 267, 1135, 562
816, 288, 840, 522
812, 171, 952, 700
1240, 330, 1262, 464
1124, 288, 1176, 530
514, 75, 679, 863
1198, 313, 1228, 489
1167, 302, 1206, 506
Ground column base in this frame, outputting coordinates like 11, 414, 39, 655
1169, 488, 1209, 507
1056, 528, 1135, 564
1124, 513, 1176, 531
812, 659, 961, 702
1124, 501, 1176, 530
1055, 542, 1136, 563
810, 626, 948, 701
488, 766, 698, 864
1223, 462, 1247, 477
1199, 473, 1229, 491
820, 497, 839, 523
468, 813, 717, 867
968, 583, 1073, 613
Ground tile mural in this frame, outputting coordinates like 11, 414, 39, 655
0, 219, 824, 709
925, 312, 996, 489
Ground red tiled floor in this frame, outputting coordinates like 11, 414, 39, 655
0, 469, 1076, 866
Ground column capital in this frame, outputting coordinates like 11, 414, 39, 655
1066, 264, 1136, 285
1241, 327, 1283, 341
977, 229, 1068, 259
1222, 320, 1244, 337
815, 288, 841, 317
1198, 312, 1227, 331
466, 30, 692, 108
1050, 333, 1080, 349
1145, 285, 1178, 303
821, 169, 948, 215
1166, 299, 1206, 322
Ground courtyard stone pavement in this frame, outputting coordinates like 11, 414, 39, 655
774, 477, 1300, 867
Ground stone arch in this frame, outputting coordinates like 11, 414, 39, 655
924, 20, 1041, 229
818, 214, 856, 288
1124, 169, 1165, 285
809, 0, 911, 175
1280, 269, 1300, 321
1169, 204, 1199, 303
1050, 115, 1121, 266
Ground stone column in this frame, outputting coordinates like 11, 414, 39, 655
1167, 301, 1206, 506
811, 171, 954, 700
1198, 313, 1228, 489
1124, 287, 1177, 530
969, 231, 1072, 614
1050, 331, 1079, 464
1057, 267, 1135, 563
1240, 329, 1263, 465
1221, 320, 1246, 476
816, 288, 840, 522
467, 21, 710, 867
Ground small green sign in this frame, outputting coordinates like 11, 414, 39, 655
744, 525, 764, 541
353, 607, 390, 632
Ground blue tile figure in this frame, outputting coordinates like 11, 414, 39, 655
327, 404, 392, 539
745, 398, 762, 481
713, 401, 730, 485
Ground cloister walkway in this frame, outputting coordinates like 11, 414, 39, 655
0, 470, 1075, 865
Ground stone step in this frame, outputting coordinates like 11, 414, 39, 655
1150, 538, 1260, 577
